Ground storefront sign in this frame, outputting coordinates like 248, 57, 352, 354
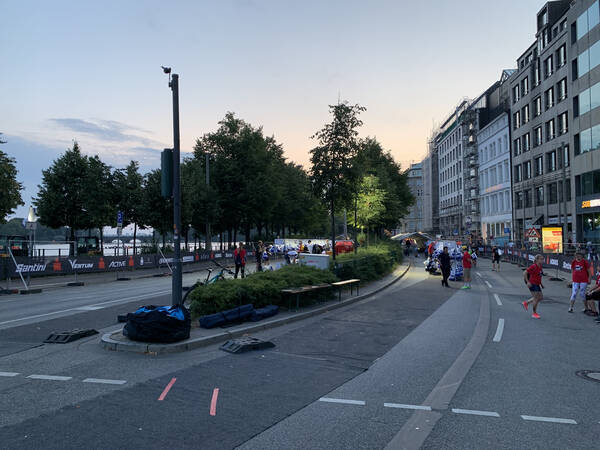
542, 227, 563, 254
582, 199, 600, 208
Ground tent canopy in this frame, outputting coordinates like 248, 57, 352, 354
391, 232, 434, 247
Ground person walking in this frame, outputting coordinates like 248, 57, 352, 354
439, 246, 451, 287
461, 246, 472, 289
569, 252, 592, 313
492, 246, 501, 271
255, 240, 264, 272
522, 254, 545, 319
233, 243, 246, 279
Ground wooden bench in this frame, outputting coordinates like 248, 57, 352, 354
281, 284, 333, 311
331, 279, 360, 302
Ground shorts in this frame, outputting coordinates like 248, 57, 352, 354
493, 257, 500, 263
464, 267, 471, 279
571, 282, 588, 300
529, 284, 541, 292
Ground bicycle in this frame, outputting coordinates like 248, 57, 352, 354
182, 259, 235, 306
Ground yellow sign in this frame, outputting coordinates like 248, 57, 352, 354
582, 199, 600, 208
542, 226, 563, 254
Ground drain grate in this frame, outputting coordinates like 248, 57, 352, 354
576, 370, 600, 384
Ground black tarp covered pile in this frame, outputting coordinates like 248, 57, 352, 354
199, 304, 279, 329
123, 305, 191, 343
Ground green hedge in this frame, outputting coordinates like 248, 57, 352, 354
188, 265, 338, 318
332, 240, 403, 282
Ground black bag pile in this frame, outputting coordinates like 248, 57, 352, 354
123, 305, 191, 343
199, 304, 279, 329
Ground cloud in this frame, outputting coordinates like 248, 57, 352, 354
48, 118, 162, 147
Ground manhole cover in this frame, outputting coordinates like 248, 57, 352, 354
576, 370, 600, 384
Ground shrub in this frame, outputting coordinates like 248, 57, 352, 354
188, 265, 338, 318
332, 240, 403, 282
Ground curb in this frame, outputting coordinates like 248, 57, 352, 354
100, 262, 412, 354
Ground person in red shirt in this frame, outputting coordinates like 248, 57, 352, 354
522, 254, 544, 318
233, 243, 247, 279
461, 246, 472, 290
569, 252, 592, 313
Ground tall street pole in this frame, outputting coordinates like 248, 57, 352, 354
170, 73, 182, 306
205, 152, 211, 252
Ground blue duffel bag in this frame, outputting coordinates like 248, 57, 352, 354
199, 304, 255, 329
250, 305, 279, 322
198, 312, 226, 329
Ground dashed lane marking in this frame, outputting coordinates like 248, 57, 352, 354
521, 415, 577, 424
494, 294, 502, 306
319, 397, 365, 406
27, 374, 72, 381
158, 378, 177, 401
75, 306, 104, 311
485, 280, 492, 288
493, 319, 505, 343
210, 388, 219, 416
83, 378, 127, 385
384, 403, 432, 411
452, 408, 500, 417
0, 372, 20, 377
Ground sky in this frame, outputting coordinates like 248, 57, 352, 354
1, 0, 544, 219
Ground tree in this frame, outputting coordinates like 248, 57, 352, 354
310, 102, 365, 259
114, 161, 144, 254
85, 155, 114, 252
353, 175, 386, 246
34, 142, 89, 255
0, 135, 24, 224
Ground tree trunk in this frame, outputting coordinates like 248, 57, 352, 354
245, 223, 251, 245
133, 223, 137, 255
99, 227, 104, 256
184, 226, 189, 252
70, 227, 76, 256
227, 229, 232, 250
331, 198, 336, 261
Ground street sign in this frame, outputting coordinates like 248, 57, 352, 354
117, 211, 123, 226
504, 227, 510, 234
526, 228, 541, 239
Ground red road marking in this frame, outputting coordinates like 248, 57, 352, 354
158, 378, 177, 401
210, 388, 219, 416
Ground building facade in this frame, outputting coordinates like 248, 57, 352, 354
400, 163, 423, 233
478, 113, 513, 244
422, 138, 439, 234
510, 1, 574, 244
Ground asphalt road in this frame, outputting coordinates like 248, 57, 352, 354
0, 258, 598, 449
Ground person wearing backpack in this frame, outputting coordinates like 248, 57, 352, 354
234, 243, 247, 279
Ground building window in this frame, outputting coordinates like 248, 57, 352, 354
522, 77, 529, 96
534, 60, 541, 86
547, 183, 558, 204
575, 1, 600, 42
534, 96, 542, 116
535, 156, 543, 176
563, 144, 570, 167
534, 126, 543, 147
515, 191, 523, 209
546, 119, 556, 140
523, 104, 530, 123
558, 111, 568, 135
514, 164, 522, 182
536, 186, 544, 206
547, 150, 557, 172
523, 132, 531, 151
525, 189, 532, 208
557, 78, 567, 101
513, 85, 520, 104
576, 40, 600, 79
524, 161, 532, 180
513, 111, 521, 129
544, 55, 554, 78
513, 137, 521, 156
545, 87, 555, 109
557, 44, 567, 67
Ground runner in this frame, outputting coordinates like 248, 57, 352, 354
522, 254, 544, 319
569, 252, 591, 313
492, 246, 501, 271
461, 246, 472, 290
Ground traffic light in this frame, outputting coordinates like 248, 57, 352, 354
161, 148, 173, 198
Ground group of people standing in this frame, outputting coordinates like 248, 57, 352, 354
437, 245, 477, 289
232, 240, 268, 279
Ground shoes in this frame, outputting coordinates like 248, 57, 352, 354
532, 313, 541, 319
568, 307, 574, 313
522, 301, 529, 311
461, 286, 468, 290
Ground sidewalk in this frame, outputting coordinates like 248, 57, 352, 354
101, 262, 411, 354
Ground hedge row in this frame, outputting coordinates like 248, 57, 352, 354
332, 241, 403, 281
188, 265, 338, 317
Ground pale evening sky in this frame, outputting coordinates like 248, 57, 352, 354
1, 0, 543, 218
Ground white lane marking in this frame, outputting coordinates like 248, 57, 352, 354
0, 290, 170, 326
476, 272, 482, 277
83, 378, 127, 385
493, 319, 505, 343
27, 374, 72, 381
384, 403, 432, 411
485, 280, 492, 288
521, 415, 577, 424
75, 306, 103, 311
452, 408, 500, 417
493, 294, 502, 306
0, 371, 20, 377
319, 397, 365, 405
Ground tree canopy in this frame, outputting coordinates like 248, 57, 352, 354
0, 135, 24, 224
